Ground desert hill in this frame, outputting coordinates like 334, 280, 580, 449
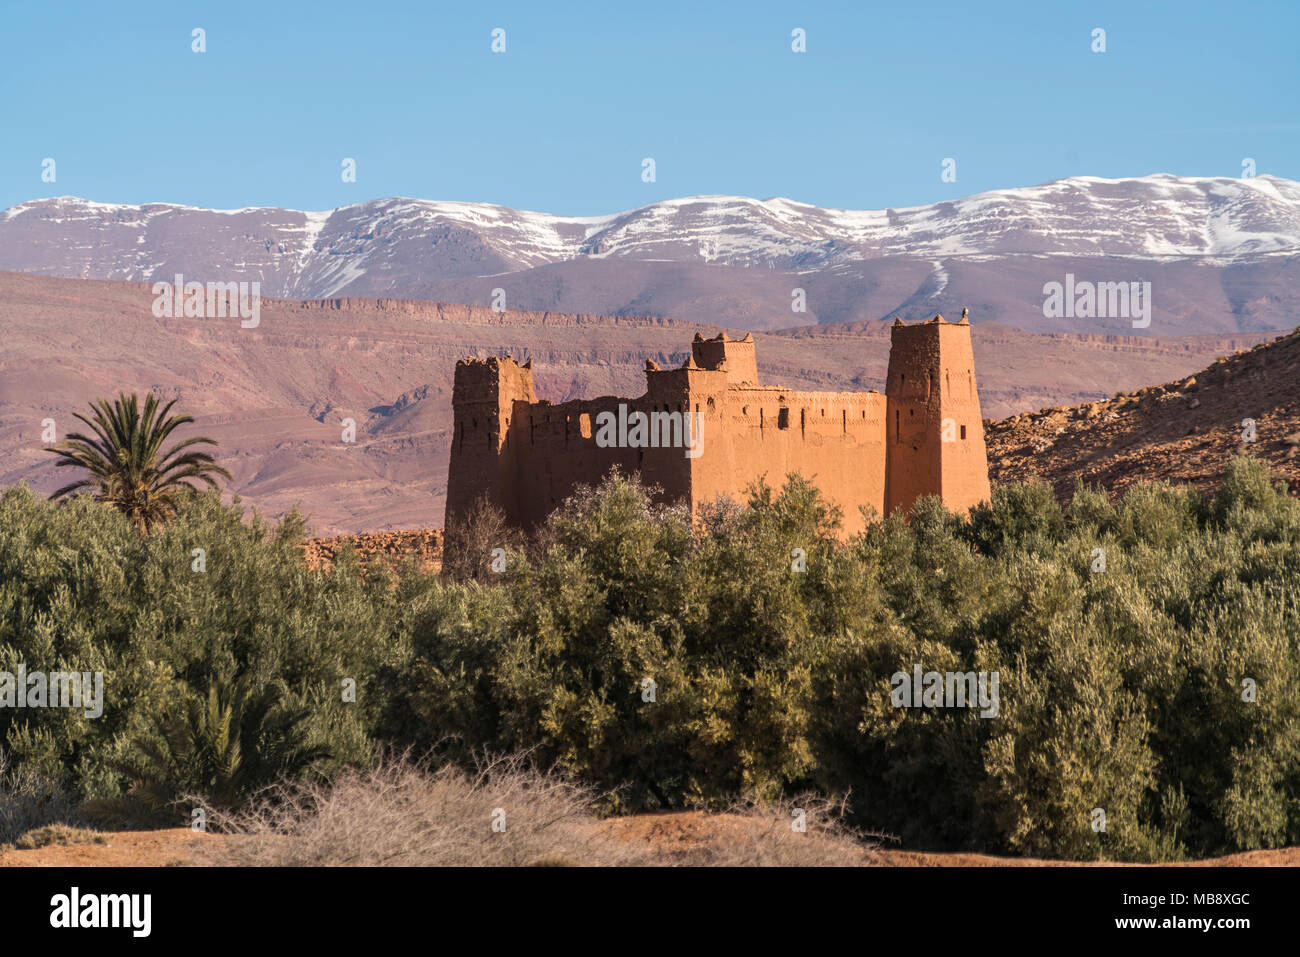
0, 270, 1283, 533
985, 326, 1300, 498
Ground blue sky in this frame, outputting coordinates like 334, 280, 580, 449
1, 0, 1296, 215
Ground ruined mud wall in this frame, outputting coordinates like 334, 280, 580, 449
502, 391, 694, 528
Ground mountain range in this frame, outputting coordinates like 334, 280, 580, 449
3, 174, 1298, 335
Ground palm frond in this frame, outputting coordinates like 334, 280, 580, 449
45, 392, 230, 530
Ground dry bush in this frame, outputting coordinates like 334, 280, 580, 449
441, 495, 522, 583
209, 754, 879, 867
692, 796, 878, 866
213, 753, 651, 867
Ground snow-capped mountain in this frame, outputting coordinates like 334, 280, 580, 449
2, 175, 1298, 334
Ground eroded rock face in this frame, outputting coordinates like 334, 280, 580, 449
446, 320, 992, 538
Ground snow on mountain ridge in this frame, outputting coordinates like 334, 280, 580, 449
2, 175, 1297, 301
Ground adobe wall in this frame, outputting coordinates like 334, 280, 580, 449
685, 382, 887, 536
446, 313, 991, 537
502, 381, 697, 528
448, 357, 700, 530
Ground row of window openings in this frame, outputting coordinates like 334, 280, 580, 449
460, 407, 970, 447
513, 401, 863, 438
463, 407, 969, 447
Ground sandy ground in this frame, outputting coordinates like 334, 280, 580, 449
0, 828, 228, 867
601, 812, 1299, 866
2, 813, 1295, 867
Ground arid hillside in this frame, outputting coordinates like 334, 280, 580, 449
0, 270, 1280, 533
985, 325, 1300, 499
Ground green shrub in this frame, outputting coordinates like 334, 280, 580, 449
3, 456, 1298, 860
385, 460, 1300, 860
0, 486, 389, 813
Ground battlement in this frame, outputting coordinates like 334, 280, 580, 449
452, 354, 537, 408
690, 331, 759, 385
446, 312, 991, 535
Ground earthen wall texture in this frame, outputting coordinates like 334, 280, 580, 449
446, 320, 991, 536
686, 384, 887, 536
445, 356, 537, 527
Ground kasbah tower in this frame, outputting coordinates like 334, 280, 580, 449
445, 310, 992, 537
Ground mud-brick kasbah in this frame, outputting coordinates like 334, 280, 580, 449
445, 311, 992, 537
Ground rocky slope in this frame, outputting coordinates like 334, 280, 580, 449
985, 326, 1300, 499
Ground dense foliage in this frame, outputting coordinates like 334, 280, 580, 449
2, 458, 1297, 861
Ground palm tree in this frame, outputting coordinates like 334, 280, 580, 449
113, 674, 331, 812
46, 392, 231, 530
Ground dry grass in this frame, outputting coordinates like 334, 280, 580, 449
212, 753, 648, 866
12, 824, 108, 850
684, 797, 878, 866
595, 795, 880, 866
209, 754, 879, 867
